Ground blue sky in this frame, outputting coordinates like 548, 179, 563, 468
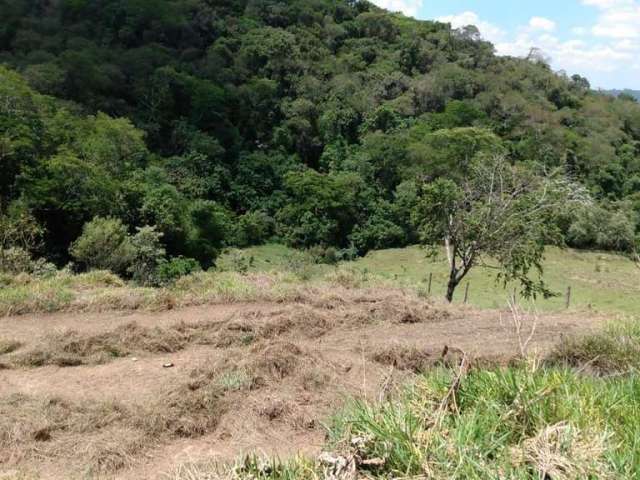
371, 0, 640, 89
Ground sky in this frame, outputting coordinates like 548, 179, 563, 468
370, 0, 640, 90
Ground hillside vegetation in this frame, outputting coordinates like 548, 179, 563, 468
1, 0, 640, 280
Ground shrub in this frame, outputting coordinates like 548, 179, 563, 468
128, 226, 166, 286
215, 249, 255, 273
307, 245, 339, 264
69, 217, 133, 274
0, 247, 56, 276
185, 200, 234, 267
155, 257, 201, 286
0, 247, 33, 274
233, 211, 274, 247
566, 204, 637, 252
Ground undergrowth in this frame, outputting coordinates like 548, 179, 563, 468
0, 266, 387, 317
550, 321, 640, 374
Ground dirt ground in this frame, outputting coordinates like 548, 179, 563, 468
0, 288, 606, 479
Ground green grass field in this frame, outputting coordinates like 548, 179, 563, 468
220, 244, 640, 315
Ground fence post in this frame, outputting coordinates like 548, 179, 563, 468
463, 282, 470, 304
565, 286, 571, 309
427, 272, 433, 295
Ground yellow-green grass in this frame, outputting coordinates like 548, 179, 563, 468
222, 244, 640, 315
2, 245, 638, 317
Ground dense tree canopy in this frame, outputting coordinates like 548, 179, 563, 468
1, 0, 639, 269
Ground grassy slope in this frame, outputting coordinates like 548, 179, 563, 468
231, 245, 640, 315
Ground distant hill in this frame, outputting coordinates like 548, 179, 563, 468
606, 89, 640, 101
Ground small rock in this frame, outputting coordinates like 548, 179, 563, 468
163, 362, 174, 368
131, 357, 138, 362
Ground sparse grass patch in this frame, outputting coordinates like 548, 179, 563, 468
0, 340, 22, 355
215, 369, 255, 392
549, 321, 640, 374
0, 278, 74, 316
165, 456, 317, 480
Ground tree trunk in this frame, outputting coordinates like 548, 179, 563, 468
445, 275, 458, 303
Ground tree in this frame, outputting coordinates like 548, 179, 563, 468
413, 156, 578, 302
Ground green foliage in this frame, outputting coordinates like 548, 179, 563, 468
0, 203, 43, 254
155, 256, 201, 286
566, 203, 638, 252
128, 226, 166, 286
276, 169, 366, 248
69, 217, 133, 275
406, 127, 504, 179
413, 156, 572, 300
0, 247, 56, 277
324, 366, 640, 478
233, 211, 275, 248
1, 0, 640, 264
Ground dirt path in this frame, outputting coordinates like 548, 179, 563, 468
0, 293, 606, 479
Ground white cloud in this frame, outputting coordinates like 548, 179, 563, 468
529, 16, 556, 31
582, 0, 633, 9
369, 0, 423, 17
579, 0, 640, 39
377, 0, 640, 88
437, 11, 506, 43
488, 1, 640, 87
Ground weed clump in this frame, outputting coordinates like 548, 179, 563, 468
549, 321, 640, 374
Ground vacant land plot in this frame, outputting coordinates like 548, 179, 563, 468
0, 282, 608, 480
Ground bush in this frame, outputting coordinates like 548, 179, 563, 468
128, 226, 166, 286
566, 204, 637, 252
307, 245, 339, 264
0, 247, 33, 274
215, 249, 256, 274
185, 200, 234, 267
233, 211, 274, 247
69, 217, 133, 274
155, 257, 201, 286
0, 247, 56, 277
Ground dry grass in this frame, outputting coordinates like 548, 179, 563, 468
513, 422, 612, 479
0, 340, 22, 355
0, 266, 455, 322
9, 322, 200, 367
0, 334, 335, 476
0, 372, 230, 474
4, 287, 450, 370
371, 345, 436, 373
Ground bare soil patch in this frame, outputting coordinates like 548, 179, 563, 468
0, 288, 605, 479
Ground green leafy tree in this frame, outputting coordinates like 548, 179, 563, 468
276, 169, 366, 247
413, 156, 578, 302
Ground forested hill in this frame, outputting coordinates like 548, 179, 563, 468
1, 0, 640, 267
